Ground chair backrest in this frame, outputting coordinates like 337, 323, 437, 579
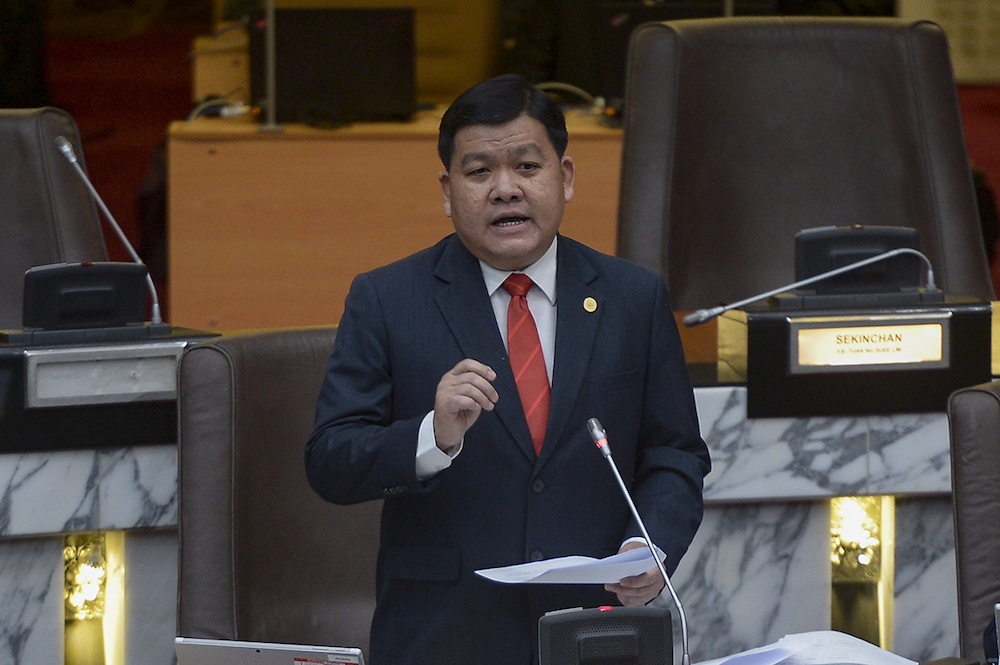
617, 17, 995, 312
0, 107, 108, 329
948, 381, 1000, 661
177, 327, 380, 654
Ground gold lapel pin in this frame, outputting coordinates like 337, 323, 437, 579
583, 297, 598, 313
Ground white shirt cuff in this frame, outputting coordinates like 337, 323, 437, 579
415, 411, 462, 480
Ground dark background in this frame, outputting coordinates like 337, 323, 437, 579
1, 0, 998, 321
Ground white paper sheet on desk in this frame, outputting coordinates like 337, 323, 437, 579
475, 546, 665, 584
693, 631, 916, 665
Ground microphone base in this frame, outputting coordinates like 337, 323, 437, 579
538, 606, 672, 665
2, 322, 175, 346
771, 287, 944, 310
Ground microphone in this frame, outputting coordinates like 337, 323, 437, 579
682, 247, 938, 327
55, 135, 163, 326
587, 417, 691, 665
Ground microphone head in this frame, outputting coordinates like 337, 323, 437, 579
587, 418, 612, 458
683, 305, 727, 327
682, 311, 707, 327
586, 418, 606, 443
55, 136, 77, 163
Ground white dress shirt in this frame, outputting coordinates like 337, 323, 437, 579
415, 238, 557, 479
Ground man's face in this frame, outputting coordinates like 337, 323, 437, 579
439, 114, 575, 271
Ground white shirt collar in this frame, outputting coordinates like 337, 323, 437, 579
480, 237, 558, 304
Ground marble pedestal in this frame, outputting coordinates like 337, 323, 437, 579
679, 386, 958, 664
0, 447, 178, 665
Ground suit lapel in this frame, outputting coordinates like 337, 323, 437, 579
540, 239, 601, 465
433, 237, 536, 461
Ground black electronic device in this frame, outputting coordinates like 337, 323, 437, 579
22, 262, 147, 330
795, 225, 922, 295
539, 605, 672, 665
587, 418, 690, 665
248, 7, 416, 126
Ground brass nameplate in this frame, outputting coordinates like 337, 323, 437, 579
788, 313, 950, 374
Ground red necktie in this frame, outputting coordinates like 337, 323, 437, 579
502, 274, 550, 455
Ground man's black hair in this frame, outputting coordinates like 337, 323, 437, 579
437, 73, 568, 170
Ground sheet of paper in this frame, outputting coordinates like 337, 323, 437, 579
695, 644, 794, 665
474, 546, 665, 584
694, 631, 917, 665
775, 631, 916, 665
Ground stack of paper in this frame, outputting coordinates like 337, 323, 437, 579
695, 631, 917, 665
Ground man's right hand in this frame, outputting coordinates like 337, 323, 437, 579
433, 359, 498, 452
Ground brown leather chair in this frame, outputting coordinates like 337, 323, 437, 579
0, 107, 108, 329
177, 327, 380, 655
948, 381, 1000, 661
617, 18, 995, 312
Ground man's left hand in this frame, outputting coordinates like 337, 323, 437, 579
604, 541, 664, 607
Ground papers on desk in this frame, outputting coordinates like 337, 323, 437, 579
694, 631, 916, 665
474, 546, 665, 584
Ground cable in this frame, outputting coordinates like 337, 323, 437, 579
186, 98, 250, 121
535, 82, 598, 106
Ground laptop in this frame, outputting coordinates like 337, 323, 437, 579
175, 637, 365, 665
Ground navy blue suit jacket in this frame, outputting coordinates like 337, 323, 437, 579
305, 234, 710, 665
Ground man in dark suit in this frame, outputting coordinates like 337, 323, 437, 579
305, 74, 710, 665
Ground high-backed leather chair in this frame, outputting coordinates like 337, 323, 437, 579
948, 381, 1000, 661
617, 18, 995, 312
0, 107, 108, 329
177, 327, 381, 655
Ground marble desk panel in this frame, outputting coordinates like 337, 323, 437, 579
0, 445, 177, 537
686, 386, 958, 664
0, 538, 63, 665
674, 497, 959, 664
0, 387, 953, 535
697, 386, 951, 501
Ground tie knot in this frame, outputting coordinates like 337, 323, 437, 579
502, 273, 534, 298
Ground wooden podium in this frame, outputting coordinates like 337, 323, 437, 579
167, 111, 623, 331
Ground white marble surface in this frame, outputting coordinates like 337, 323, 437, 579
673, 502, 832, 662
0, 445, 176, 537
893, 498, 960, 661
124, 531, 179, 665
0, 386, 952, 535
0, 538, 63, 665
697, 386, 951, 501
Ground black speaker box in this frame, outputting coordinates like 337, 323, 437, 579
249, 8, 417, 126
539, 606, 672, 665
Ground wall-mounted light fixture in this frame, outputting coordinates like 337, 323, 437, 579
830, 496, 895, 650
64, 532, 125, 665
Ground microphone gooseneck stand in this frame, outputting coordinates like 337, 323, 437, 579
587, 418, 691, 665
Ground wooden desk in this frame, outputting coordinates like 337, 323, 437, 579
167, 111, 622, 330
